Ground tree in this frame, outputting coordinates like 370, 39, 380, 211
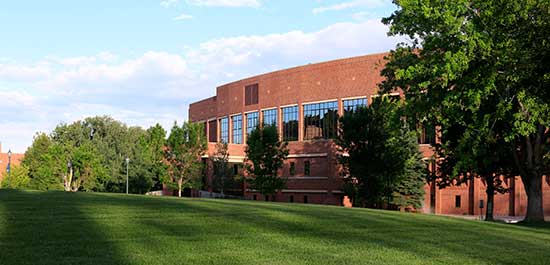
146, 124, 168, 191
381, 0, 550, 222
337, 97, 426, 210
245, 125, 289, 199
165, 122, 207, 197
211, 142, 231, 195
1, 165, 30, 189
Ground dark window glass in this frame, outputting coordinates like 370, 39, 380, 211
208, 120, 217, 142
233, 164, 239, 175
245, 84, 259, 106
304, 161, 311, 176
262, 109, 278, 127
343, 98, 367, 112
290, 162, 295, 176
304, 196, 308, 204
253, 194, 257, 201
282, 106, 298, 141
303, 101, 338, 140
220, 117, 229, 143
246, 112, 259, 135
419, 122, 436, 145
290, 195, 294, 203
232, 114, 243, 144
455, 195, 461, 208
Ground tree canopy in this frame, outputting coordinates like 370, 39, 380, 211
381, 0, 550, 221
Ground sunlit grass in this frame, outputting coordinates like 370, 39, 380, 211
1, 190, 548, 265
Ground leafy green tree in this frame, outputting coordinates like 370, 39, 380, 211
1, 165, 31, 189
146, 124, 168, 191
381, 0, 550, 221
22, 133, 53, 186
337, 97, 426, 210
34, 143, 68, 191
245, 125, 289, 199
211, 142, 231, 195
165, 122, 207, 197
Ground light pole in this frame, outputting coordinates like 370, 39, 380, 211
125, 156, 130, 194
7, 149, 12, 189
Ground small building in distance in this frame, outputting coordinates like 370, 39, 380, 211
0, 143, 25, 184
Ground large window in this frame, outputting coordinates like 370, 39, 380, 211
232, 114, 243, 144
419, 122, 436, 145
246, 112, 259, 135
343, 98, 367, 112
245, 84, 259, 106
220, 117, 229, 143
303, 101, 338, 140
262, 108, 278, 127
282, 106, 298, 141
208, 120, 217, 143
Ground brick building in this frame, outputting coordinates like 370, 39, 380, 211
188, 52, 550, 216
0, 143, 24, 184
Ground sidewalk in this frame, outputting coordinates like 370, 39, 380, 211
438, 214, 549, 223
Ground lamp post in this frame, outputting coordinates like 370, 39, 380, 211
7, 149, 12, 189
125, 156, 130, 194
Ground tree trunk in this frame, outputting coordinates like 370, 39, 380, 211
177, 178, 183, 198
485, 177, 495, 221
522, 173, 544, 222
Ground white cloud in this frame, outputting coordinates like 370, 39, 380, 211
0, 19, 403, 153
313, 0, 387, 14
173, 13, 193, 20
161, 0, 179, 8
186, 0, 260, 7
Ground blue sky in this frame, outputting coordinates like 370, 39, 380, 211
0, 0, 401, 152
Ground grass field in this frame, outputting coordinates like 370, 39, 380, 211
1, 190, 549, 265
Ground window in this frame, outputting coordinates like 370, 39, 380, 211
303, 101, 338, 140
455, 195, 461, 208
290, 195, 294, 203
246, 112, 259, 135
262, 109, 278, 127
208, 120, 217, 143
232, 114, 243, 144
220, 117, 229, 143
253, 194, 257, 201
419, 122, 436, 145
245, 84, 259, 105
289, 162, 295, 176
304, 196, 308, 204
233, 164, 239, 175
343, 98, 367, 112
282, 106, 299, 141
304, 161, 311, 176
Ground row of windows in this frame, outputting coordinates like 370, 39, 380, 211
218, 98, 369, 143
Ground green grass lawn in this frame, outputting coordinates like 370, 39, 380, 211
1, 190, 549, 265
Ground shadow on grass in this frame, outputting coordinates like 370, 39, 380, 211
2, 190, 550, 265
0, 190, 128, 265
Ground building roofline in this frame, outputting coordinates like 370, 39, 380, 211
216, 52, 389, 89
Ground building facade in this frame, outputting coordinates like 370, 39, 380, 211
188, 53, 550, 216
0, 143, 24, 184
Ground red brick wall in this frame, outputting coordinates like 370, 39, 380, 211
189, 52, 550, 216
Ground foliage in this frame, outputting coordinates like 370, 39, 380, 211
22, 116, 169, 194
245, 125, 289, 197
381, 0, 550, 222
337, 97, 426, 210
165, 121, 207, 197
0, 165, 31, 189
211, 142, 231, 194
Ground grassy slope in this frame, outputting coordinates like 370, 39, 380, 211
0, 190, 549, 265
